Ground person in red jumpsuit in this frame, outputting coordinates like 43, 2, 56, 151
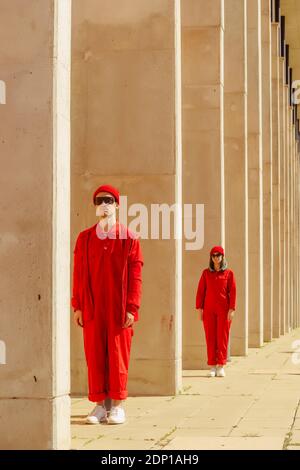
196, 246, 236, 377
71, 184, 143, 424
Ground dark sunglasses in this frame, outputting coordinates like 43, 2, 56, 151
95, 196, 115, 205
212, 253, 222, 258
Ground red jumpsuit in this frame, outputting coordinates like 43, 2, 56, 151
196, 267, 236, 366
71, 222, 143, 402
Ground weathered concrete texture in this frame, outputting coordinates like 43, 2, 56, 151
0, 0, 71, 449
224, 0, 248, 356
271, 20, 281, 339
261, 0, 273, 343
247, 0, 264, 348
72, 329, 300, 450
182, 0, 225, 370
70, 0, 300, 401
71, 0, 182, 396
1, 0, 300, 452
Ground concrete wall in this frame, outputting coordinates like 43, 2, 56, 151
271, 18, 281, 338
1, 1, 300, 450
71, 0, 182, 396
182, 0, 224, 369
224, 0, 248, 356
0, 0, 71, 449
247, 0, 264, 348
261, 0, 273, 343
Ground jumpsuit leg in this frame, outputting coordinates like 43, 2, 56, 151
203, 310, 218, 366
107, 326, 133, 400
83, 318, 108, 403
216, 310, 231, 365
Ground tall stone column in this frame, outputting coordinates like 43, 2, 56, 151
182, 0, 224, 368
71, 0, 182, 395
271, 17, 281, 338
279, 22, 286, 336
0, 0, 71, 449
281, 0, 300, 331
224, 0, 248, 355
296, 146, 300, 328
296, 148, 298, 328
296, 139, 299, 328
261, 0, 273, 342
289, 106, 294, 329
288, 100, 293, 331
247, 0, 264, 347
291, 118, 296, 328
284, 81, 290, 333
296, 149, 298, 327
290, 105, 294, 331
296, 153, 300, 328
296, 151, 300, 328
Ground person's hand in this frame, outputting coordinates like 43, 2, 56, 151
123, 312, 134, 328
228, 309, 235, 321
198, 309, 204, 321
74, 310, 83, 327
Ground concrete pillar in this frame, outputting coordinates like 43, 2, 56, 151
296, 149, 298, 327
294, 129, 298, 329
71, 0, 182, 395
224, 0, 248, 355
288, 103, 293, 331
271, 18, 281, 338
281, 0, 300, 329
284, 85, 290, 333
295, 141, 298, 328
296, 151, 300, 328
182, 0, 224, 368
290, 118, 293, 330
261, 0, 273, 342
291, 118, 296, 329
296, 146, 300, 328
279, 35, 286, 336
294, 130, 297, 330
296, 147, 298, 328
247, 0, 264, 347
0, 0, 71, 449
289, 106, 294, 330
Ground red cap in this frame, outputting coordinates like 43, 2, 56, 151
210, 245, 225, 256
93, 185, 120, 205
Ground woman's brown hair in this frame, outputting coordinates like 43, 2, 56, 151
209, 255, 228, 271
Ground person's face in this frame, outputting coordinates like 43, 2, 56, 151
211, 252, 223, 264
95, 192, 117, 218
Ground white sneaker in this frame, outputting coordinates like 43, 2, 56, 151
208, 367, 217, 377
86, 405, 107, 424
107, 405, 126, 425
216, 366, 226, 377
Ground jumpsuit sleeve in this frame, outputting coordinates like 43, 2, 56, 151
228, 270, 237, 310
71, 233, 83, 311
126, 238, 144, 322
196, 269, 207, 309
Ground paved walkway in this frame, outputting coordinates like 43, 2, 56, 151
71, 328, 300, 450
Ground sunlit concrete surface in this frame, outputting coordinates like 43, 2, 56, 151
71, 328, 300, 450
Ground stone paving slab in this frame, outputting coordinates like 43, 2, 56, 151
82, 438, 156, 450
163, 436, 284, 450
230, 427, 288, 438
290, 430, 300, 444
71, 328, 300, 450
293, 419, 300, 430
